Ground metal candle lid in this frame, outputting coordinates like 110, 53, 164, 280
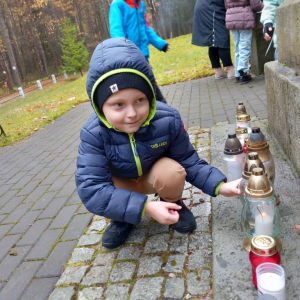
236, 127, 248, 135
237, 102, 247, 115
247, 127, 269, 151
237, 114, 250, 122
251, 235, 278, 257
242, 153, 265, 179
245, 168, 273, 198
224, 133, 243, 155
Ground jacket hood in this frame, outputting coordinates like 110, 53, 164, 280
86, 38, 157, 130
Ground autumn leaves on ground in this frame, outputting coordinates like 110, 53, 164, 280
0, 34, 235, 147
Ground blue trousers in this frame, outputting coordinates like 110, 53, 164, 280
231, 30, 253, 77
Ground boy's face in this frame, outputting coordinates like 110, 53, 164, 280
102, 88, 150, 133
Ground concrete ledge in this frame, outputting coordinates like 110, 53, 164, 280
211, 120, 300, 300
277, 0, 300, 67
265, 60, 300, 174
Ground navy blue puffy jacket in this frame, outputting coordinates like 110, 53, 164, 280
76, 38, 227, 225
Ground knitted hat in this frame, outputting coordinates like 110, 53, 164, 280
94, 72, 154, 112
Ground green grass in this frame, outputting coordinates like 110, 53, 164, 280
150, 33, 235, 85
0, 33, 235, 147
0, 77, 88, 146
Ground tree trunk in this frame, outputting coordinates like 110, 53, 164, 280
99, 0, 109, 38
0, 51, 13, 91
0, 4, 22, 87
24, 0, 49, 78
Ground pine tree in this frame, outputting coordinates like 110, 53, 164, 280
60, 18, 89, 76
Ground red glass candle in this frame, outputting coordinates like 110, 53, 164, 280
249, 235, 281, 288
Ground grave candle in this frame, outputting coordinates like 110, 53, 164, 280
255, 207, 274, 236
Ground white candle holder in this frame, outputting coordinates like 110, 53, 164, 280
256, 263, 286, 300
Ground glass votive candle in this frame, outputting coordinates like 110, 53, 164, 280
256, 263, 286, 300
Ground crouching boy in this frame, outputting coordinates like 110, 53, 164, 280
75, 38, 241, 249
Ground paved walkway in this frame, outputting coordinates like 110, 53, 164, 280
0, 75, 268, 300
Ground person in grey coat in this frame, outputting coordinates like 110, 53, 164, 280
192, 0, 235, 80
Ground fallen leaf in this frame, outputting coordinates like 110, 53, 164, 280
294, 225, 300, 235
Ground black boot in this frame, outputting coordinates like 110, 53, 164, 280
239, 70, 252, 85
102, 220, 133, 249
161, 198, 197, 233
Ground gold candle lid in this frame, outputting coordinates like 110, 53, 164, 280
242, 152, 265, 179
251, 235, 278, 257
236, 127, 248, 135
237, 114, 250, 122
247, 127, 269, 151
245, 168, 273, 198
237, 102, 247, 115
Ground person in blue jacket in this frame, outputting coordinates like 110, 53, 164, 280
109, 0, 169, 103
76, 38, 242, 249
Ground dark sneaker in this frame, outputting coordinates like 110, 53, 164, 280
102, 220, 133, 249
235, 77, 240, 83
161, 198, 197, 233
239, 70, 252, 85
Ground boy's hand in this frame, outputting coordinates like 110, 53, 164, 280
145, 201, 181, 225
218, 179, 242, 197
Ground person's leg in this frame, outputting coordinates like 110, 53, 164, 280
141, 157, 196, 233
238, 30, 253, 84
209, 47, 227, 79
208, 47, 221, 68
102, 177, 143, 249
218, 47, 235, 79
231, 30, 241, 82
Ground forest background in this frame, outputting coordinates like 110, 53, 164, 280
0, 0, 197, 97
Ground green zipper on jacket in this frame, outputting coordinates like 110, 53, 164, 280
129, 133, 142, 177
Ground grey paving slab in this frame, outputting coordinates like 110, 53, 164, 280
9, 210, 41, 234
0, 246, 31, 281
60, 213, 92, 240
36, 240, 77, 278
20, 277, 59, 300
23, 185, 49, 203
48, 204, 79, 229
17, 218, 52, 246
0, 190, 19, 208
3, 203, 32, 224
0, 261, 42, 300
0, 234, 21, 261
0, 196, 25, 215
25, 229, 63, 260
38, 197, 68, 219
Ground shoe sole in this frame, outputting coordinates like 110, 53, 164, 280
239, 80, 252, 85
171, 222, 197, 234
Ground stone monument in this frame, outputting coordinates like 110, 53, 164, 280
264, 0, 300, 173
